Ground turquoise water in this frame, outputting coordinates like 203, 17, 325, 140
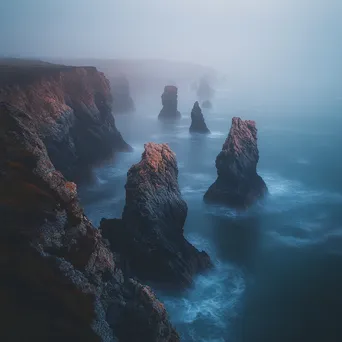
79, 91, 342, 342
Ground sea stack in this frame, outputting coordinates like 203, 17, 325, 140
197, 77, 214, 108
158, 85, 181, 120
201, 100, 212, 109
204, 117, 267, 208
189, 101, 210, 134
112, 75, 135, 114
101, 143, 212, 288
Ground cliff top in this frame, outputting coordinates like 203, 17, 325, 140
0, 58, 97, 87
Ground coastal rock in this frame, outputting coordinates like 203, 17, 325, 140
158, 85, 181, 120
101, 143, 212, 288
204, 117, 267, 208
201, 100, 212, 109
0, 87, 177, 340
111, 75, 135, 114
189, 101, 210, 134
0, 61, 131, 180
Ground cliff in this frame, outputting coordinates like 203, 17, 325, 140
0, 102, 178, 341
0, 60, 131, 179
189, 101, 210, 134
158, 86, 181, 120
101, 143, 212, 288
204, 117, 268, 208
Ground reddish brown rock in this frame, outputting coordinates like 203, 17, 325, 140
204, 117, 267, 208
0, 60, 131, 180
158, 85, 181, 120
101, 143, 212, 289
189, 101, 210, 134
0, 100, 177, 340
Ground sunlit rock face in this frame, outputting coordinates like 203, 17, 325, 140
0, 62, 131, 180
111, 75, 135, 114
189, 101, 210, 134
101, 143, 213, 289
204, 117, 268, 208
158, 85, 181, 120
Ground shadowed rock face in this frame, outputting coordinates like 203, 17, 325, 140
111, 76, 135, 114
0, 101, 178, 340
101, 143, 212, 288
0, 63, 131, 180
204, 117, 268, 208
189, 101, 210, 134
158, 86, 181, 120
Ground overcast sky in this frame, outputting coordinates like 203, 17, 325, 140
0, 0, 341, 75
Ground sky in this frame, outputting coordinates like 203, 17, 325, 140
0, 0, 341, 78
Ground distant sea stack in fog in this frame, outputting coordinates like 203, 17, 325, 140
158, 85, 181, 120
197, 77, 214, 109
189, 101, 210, 134
111, 75, 135, 114
101, 143, 213, 288
204, 117, 267, 208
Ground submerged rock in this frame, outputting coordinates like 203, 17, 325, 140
204, 117, 267, 208
189, 101, 210, 134
158, 85, 181, 120
201, 100, 212, 109
111, 75, 135, 114
101, 143, 212, 288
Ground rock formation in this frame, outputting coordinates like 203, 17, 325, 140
0, 61, 178, 342
204, 117, 268, 208
201, 100, 212, 109
101, 143, 212, 288
189, 101, 210, 134
0, 61, 131, 180
197, 77, 214, 106
111, 75, 135, 114
158, 85, 181, 120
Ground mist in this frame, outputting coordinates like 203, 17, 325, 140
1, 0, 341, 91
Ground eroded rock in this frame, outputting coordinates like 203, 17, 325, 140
101, 143, 212, 288
204, 117, 267, 208
158, 86, 181, 120
189, 101, 210, 134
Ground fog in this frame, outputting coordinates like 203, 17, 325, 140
1, 0, 342, 98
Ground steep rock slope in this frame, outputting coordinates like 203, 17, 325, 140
101, 143, 212, 288
204, 117, 267, 208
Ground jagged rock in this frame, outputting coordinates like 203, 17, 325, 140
201, 100, 212, 109
204, 117, 268, 208
189, 101, 210, 134
0, 100, 178, 341
158, 86, 181, 120
111, 75, 135, 114
0, 62, 132, 180
101, 143, 212, 288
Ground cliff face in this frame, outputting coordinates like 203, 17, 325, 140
101, 143, 212, 289
111, 76, 135, 114
189, 101, 210, 134
204, 117, 268, 208
158, 86, 181, 120
0, 102, 178, 342
0, 63, 131, 179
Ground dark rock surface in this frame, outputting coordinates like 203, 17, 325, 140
204, 117, 268, 208
0, 66, 178, 341
101, 143, 212, 288
189, 101, 210, 134
0, 62, 132, 180
201, 100, 212, 109
111, 76, 135, 114
158, 86, 181, 120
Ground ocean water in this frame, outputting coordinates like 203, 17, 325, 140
78, 91, 342, 342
